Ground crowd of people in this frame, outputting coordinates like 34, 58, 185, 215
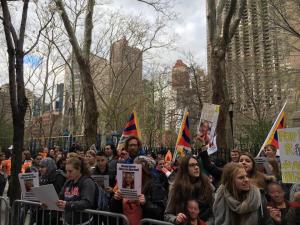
0, 136, 300, 225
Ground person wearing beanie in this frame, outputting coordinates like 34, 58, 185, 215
39, 157, 66, 193
36, 157, 66, 225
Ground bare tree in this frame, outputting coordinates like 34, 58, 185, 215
207, 0, 246, 149
269, 0, 300, 39
53, 0, 99, 148
0, 0, 52, 206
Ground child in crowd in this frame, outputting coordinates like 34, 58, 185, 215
175, 199, 206, 225
184, 199, 206, 225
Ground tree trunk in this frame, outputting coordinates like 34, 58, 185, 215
79, 62, 98, 148
210, 41, 229, 149
9, 52, 27, 206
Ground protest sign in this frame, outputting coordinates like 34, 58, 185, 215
18, 172, 39, 201
32, 184, 62, 211
117, 163, 142, 200
91, 175, 109, 188
278, 127, 300, 183
198, 103, 220, 155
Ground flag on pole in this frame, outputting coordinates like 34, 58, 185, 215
173, 109, 191, 160
119, 110, 141, 143
257, 101, 287, 157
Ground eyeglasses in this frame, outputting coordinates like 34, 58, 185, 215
189, 163, 199, 168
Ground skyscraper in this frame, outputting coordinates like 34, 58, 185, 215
220, 0, 300, 118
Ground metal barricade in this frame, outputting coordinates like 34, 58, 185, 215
0, 197, 10, 225
11, 199, 130, 225
139, 218, 174, 225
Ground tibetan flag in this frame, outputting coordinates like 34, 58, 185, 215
119, 110, 141, 143
257, 102, 287, 156
266, 111, 286, 148
165, 150, 172, 162
174, 110, 191, 160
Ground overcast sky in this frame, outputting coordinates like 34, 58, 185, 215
0, 1, 207, 87
109, 0, 207, 69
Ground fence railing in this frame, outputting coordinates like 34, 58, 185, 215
11, 199, 130, 225
1, 198, 179, 225
0, 197, 10, 225
139, 218, 174, 225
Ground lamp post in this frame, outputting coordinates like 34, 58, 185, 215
228, 101, 234, 147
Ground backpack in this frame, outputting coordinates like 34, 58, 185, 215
89, 177, 109, 211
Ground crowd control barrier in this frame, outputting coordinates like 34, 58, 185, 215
0, 197, 10, 225
11, 199, 130, 225
139, 218, 174, 225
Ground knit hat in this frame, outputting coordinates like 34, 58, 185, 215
40, 157, 57, 175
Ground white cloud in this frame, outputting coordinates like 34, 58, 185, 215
110, 0, 207, 69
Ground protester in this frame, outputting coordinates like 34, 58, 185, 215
124, 136, 143, 162
183, 199, 207, 225
86, 149, 97, 169
230, 148, 240, 163
57, 157, 96, 225
22, 150, 33, 173
239, 152, 275, 189
92, 151, 116, 189
49, 149, 55, 159
264, 144, 277, 159
164, 156, 214, 223
286, 196, 300, 225
0, 152, 7, 196
267, 182, 290, 225
40, 157, 66, 193
155, 159, 170, 192
213, 162, 278, 225
111, 156, 167, 225
38, 157, 66, 225
66, 152, 78, 160
104, 144, 117, 175
119, 149, 130, 163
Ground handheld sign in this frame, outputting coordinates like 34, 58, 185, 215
117, 164, 142, 200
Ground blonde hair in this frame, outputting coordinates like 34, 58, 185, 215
221, 162, 248, 201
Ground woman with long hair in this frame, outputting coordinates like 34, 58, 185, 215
239, 152, 275, 189
213, 163, 279, 225
164, 156, 213, 224
57, 157, 96, 225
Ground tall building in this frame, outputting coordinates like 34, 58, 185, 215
0, 83, 36, 126
165, 60, 211, 136
217, 0, 300, 120
55, 83, 64, 112
63, 37, 143, 134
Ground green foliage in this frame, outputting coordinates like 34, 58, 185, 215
237, 119, 273, 155
0, 119, 13, 150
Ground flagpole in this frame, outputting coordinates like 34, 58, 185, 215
256, 101, 287, 157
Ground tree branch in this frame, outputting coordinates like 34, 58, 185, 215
207, 0, 217, 43
25, 13, 55, 55
83, 0, 95, 59
54, 0, 83, 62
228, 0, 246, 42
18, 0, 29, 49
